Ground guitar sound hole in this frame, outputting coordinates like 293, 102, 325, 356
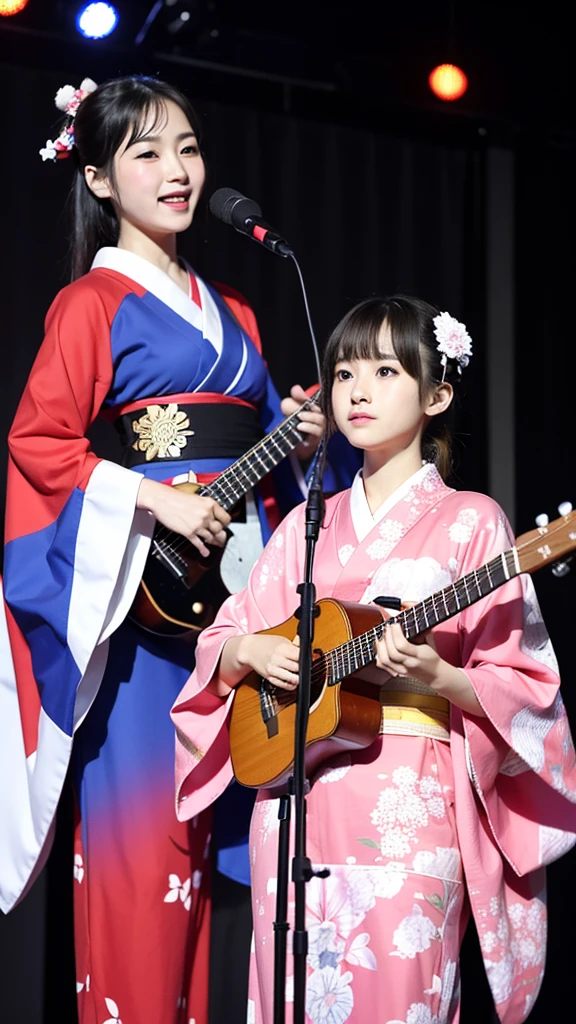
258, 673, 325, 727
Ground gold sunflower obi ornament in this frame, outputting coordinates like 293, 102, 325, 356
132, 404, 195, 461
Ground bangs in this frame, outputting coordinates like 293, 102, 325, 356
124, 95, 170, 149
334, 304, 395, 365
332, 298, 423, 383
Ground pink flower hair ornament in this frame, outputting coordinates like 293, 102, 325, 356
39, 78, 98, 162
432, 311, 473, 379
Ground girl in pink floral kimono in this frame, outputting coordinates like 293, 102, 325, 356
171, 295, 576, 1024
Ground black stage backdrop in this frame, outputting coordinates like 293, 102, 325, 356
515, 139, 576, 1017
0, 58, 573, 1024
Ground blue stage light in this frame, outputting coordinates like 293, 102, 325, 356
77, 2, 119, 39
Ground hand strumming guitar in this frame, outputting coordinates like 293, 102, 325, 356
211, 633, 301, 697
137, 477, 231, 559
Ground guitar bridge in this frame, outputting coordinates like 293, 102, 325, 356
259, 679, 279, 738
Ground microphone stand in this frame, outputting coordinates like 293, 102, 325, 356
273, 440, 330, 1024
210, 203, 327, 1021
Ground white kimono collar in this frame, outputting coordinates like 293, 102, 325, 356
350, 463, 436, 543
90, 245, 219, 337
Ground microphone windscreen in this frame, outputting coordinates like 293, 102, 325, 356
209, 187, 262, 227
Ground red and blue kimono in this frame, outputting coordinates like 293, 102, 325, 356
0, 246, 358, 1024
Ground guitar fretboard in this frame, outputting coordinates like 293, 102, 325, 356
313, 547, 520, 686
152, 390, 321, 566
197, 390, 320, 511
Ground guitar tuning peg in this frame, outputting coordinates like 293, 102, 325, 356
558, 501, 573, 517
535, 513, 549, 528
552, 561, 572, 578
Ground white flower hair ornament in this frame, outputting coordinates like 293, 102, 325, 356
432, 311, 473, 379
39, 78, 98, 163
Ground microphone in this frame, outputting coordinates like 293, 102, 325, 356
209, 187, 293, 257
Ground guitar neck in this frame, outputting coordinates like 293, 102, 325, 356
322, 547, 521, 684
196, 389, 321, 512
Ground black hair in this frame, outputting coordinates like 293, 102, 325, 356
320, 295, 461, 480
68, 76, 203, 280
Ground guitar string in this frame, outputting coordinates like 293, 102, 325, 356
152, 410, 311, 554
262, 549, 518, 713
152, 395, 316, 542
151, 393, 319, 561
154, 419, 304, 560
309, 550, 517, 686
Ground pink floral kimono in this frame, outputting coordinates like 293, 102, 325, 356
171, 464, 576, 1024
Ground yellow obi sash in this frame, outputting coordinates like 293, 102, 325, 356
379, 678, 450, 743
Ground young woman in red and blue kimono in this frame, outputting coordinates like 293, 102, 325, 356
0, 76, 357, 1024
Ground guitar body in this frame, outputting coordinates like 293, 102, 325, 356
229, 599, 384, 789
129, 482, 231, 636
128, 390, 322, 636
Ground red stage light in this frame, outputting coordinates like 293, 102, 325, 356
0, 0, 29, 14
429, 64, 468, 102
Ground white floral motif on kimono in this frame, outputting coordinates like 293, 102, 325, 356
391, 904, 439, 959
519, 577, 559, 673
369, 767, 446, 860
411, 846, 460, 884
305, 965, 354, 1024
481, 893, 547, 1003
447, 508, 479, 543
539, 822, 576, 863
102, 997, 122, 1024
362, 557, 455, 607
306, 872, 377, 972
256, 532, 285, 593
73, 853, 84, 883
366, 519, 404, 561
163, 873, 192, 910
385, 959, 457, 1023
317, 764, 352, 785
411, 848, 462, 918
509, 693, 564, 773
386, 1004, 435, 1024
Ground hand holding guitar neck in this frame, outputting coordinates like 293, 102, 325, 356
280, 384, 324, 459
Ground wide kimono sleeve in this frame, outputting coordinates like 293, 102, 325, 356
0, 276, 154, 912
445, 498, 576, 877
171, 503, 306, 821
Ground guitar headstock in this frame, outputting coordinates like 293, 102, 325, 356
515, 502, 576, 576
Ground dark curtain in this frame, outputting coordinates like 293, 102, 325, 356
515, 139, 576, 1020
0, 59, 493, 1024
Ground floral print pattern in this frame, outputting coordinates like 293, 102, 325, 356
369, 767, 446, 860
366, 520, 405, 561
391, 905, 439, 959
163, 873, 192, 911
132, 403, 194, 460
362, 557, 456, 607
446, 508, 479, 544
256, 532, 286, 593
480, 892, 547, 1005
306, 966, 354, 1024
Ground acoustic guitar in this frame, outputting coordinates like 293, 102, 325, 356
129, 390, 320, 636
229, 506, 576, 788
